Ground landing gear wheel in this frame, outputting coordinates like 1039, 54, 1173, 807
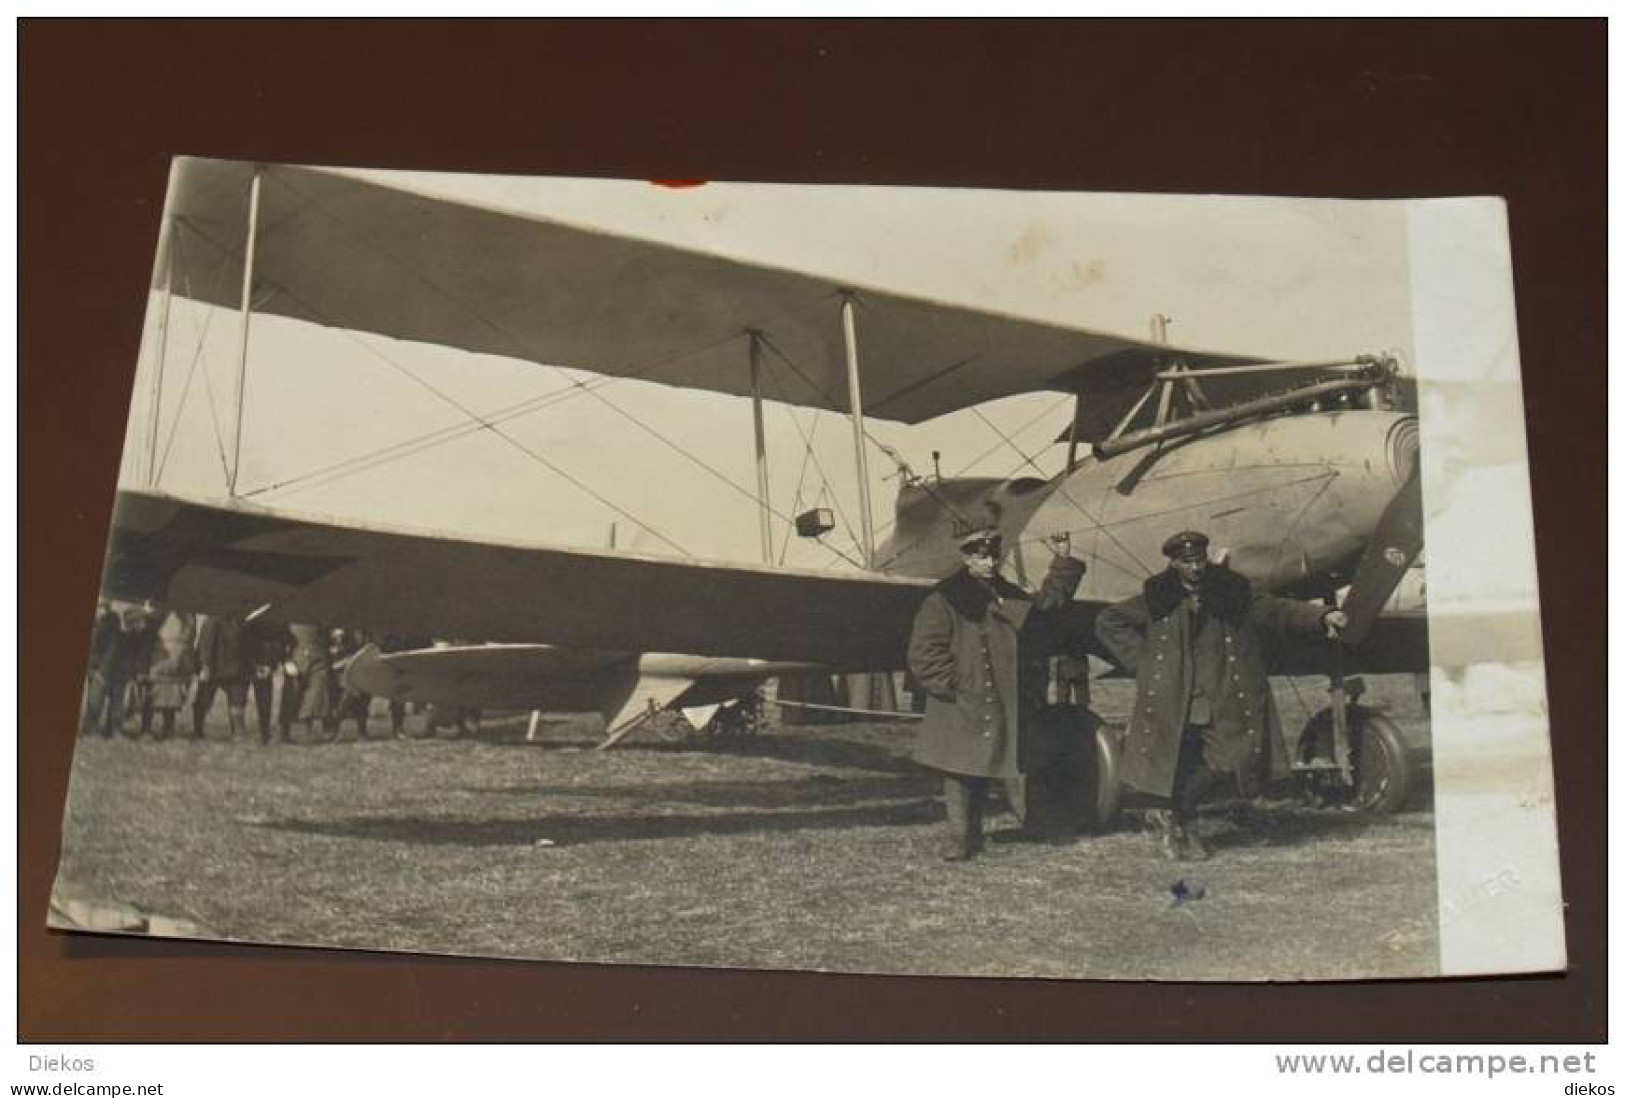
1296, 706, 1413, 814
650, 711, 697, 744
1021, 709, 1122, 835
1090, 722, 1123, 830
705, 698, 762, 741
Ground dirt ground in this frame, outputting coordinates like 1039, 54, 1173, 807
51, 673, 1436, 981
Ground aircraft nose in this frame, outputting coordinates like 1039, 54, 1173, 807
1386, 416, 1420, 485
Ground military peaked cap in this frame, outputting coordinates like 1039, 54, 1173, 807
955, 525, 1003, 554
1161, 530, 1210, 561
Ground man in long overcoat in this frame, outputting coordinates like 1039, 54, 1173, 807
104, 606, 158, 737
81, 603, 121, 737
908, 526, 1085, 861
1095, 529, 1345, 860
193, 614, 249, 740
242, 617, 290, 742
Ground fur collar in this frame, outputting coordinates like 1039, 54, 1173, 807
937, 567, 1025, 622
1143, 564, 1253, 621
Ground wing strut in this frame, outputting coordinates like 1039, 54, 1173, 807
748, 331, 773, 564
840, 293, 876, 566
228, 169, 263, 497
1064, 392, 1084, 473
146, 216, 176, 489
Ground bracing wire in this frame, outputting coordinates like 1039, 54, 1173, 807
195, 336, 235, 485
154, 229, 232, 484
171, 174, 1158, 578
177, 213, 698, 556
218, 174, 873, 567
968, 405, 1052, 481
776, 409, 820, 566
756, 334, 866, 558
869, 391, 1076, 544
242, 336, 733, 501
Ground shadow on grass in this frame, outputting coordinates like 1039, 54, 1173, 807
471, 729, 918, 775
1199, 803, 1435, 854
251, 797, 942, 847
463, 773, 933, 809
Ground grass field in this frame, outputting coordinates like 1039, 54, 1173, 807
52, 674, 1437, 981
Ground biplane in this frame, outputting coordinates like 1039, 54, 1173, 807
98, 158, 1469, 819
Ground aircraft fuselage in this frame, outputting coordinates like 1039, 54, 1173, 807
876, 409, 1419, 604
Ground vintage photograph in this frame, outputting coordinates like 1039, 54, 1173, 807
48, 158, 1563, 980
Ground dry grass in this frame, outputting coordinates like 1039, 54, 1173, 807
52, 674, 1436, 980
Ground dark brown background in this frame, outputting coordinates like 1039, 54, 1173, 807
20, 20, 1605, 1041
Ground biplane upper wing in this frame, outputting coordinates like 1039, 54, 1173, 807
104, 489, 934, 669
157, 157, 1260, 425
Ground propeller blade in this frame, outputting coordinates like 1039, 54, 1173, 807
1338, 467, 1424, 648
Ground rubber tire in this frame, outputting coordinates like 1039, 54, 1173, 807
1091, 721, 1123, 829
1296, 706, 1413, 814
653, 711, 697, 743
707, 701, 762, 740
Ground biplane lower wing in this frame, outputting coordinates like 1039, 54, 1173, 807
102, 490, 1464, 691
103, 489, 934, 669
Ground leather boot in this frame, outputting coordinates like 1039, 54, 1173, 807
1181, 818, 1211, 861
1176, 764, 1222, 861
970, 778, 990, 846
942, 776, 978, 862
1148, 808, 1182, 861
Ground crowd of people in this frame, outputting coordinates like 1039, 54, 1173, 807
79, 607, 446, 743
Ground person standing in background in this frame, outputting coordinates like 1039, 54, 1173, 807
104, 606, 158, 738
193, 615, 257, 741
331, 627, 372, 740
81, 602, 121, 737
141, 608, 198, 740
283, 624, 334, 743
242, 617, 290, 744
